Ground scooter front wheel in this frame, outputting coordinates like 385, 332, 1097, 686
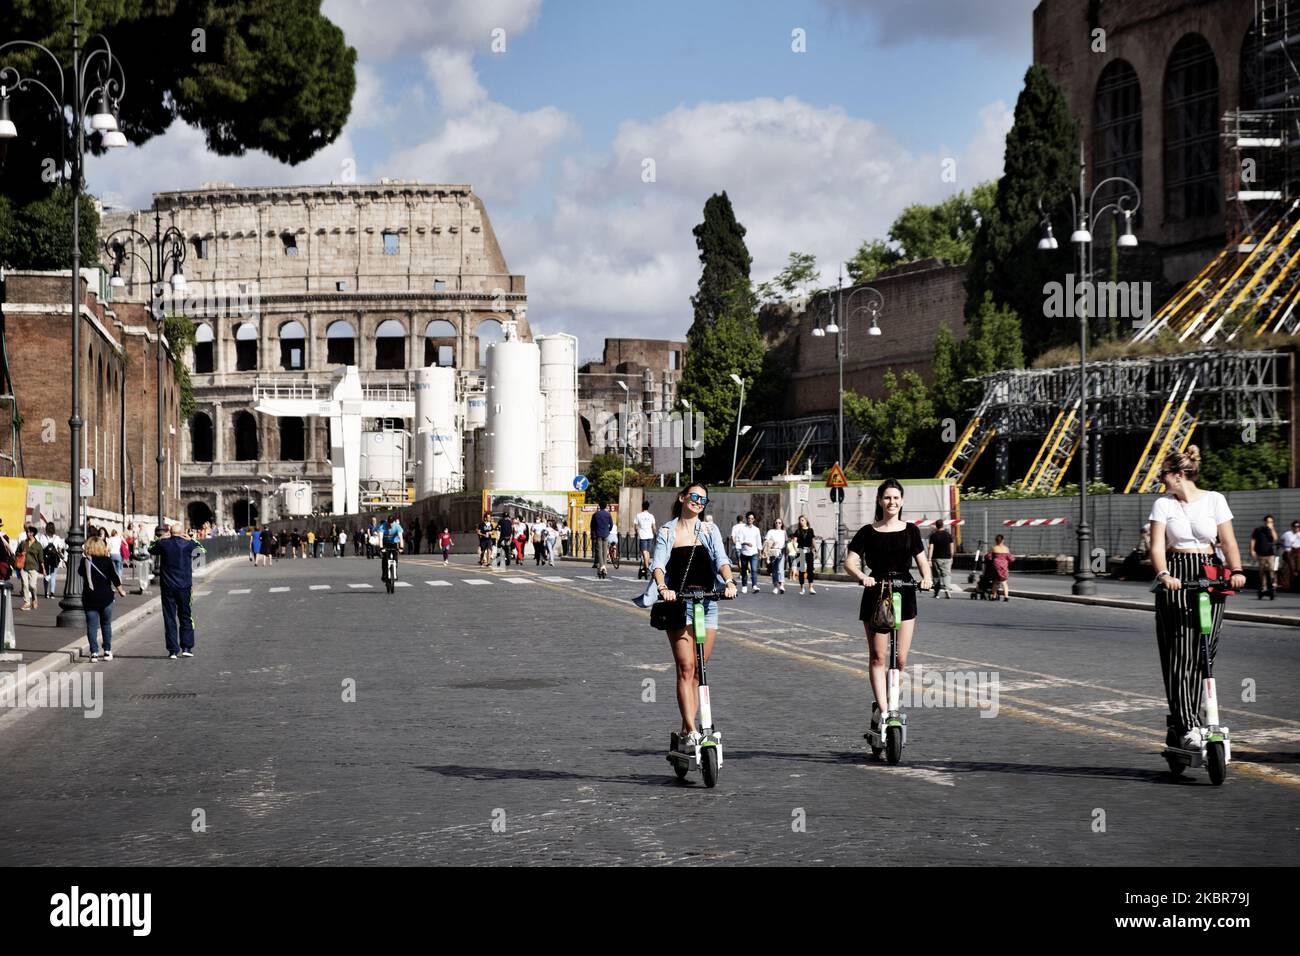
1206, 740, 1227, 786
885, 725, 903, 765
700, 744, 719, 788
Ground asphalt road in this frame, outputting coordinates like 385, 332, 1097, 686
1, 554, 1297, 866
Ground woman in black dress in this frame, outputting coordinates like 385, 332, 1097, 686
844, 479, 932, 734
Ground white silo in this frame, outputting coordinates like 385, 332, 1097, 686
485, 338, 542, 489
361, 430, 407, 485
538, 334, 578, 490
414, 365, 461, 496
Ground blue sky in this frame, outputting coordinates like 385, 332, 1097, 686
89, 0, 1039, 347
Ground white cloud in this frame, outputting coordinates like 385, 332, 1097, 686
424, 48, 488, 112
501, 95, 1011, 344
321, 0, 542, 58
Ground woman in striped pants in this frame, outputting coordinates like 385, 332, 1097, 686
1148, 447, 1247, 752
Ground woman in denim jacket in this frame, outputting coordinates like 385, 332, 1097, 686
634, 483, 737, 749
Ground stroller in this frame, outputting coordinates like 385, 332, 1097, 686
969, 544, 997, 600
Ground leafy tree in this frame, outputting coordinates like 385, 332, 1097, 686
757, 251, 820, 303
931, 293, 1024, 423
688, 192, 752, 349
0, 186, 100, 269
165, 313, 197, 419
0, 0, 356, 264
965, 64, 1080, 361
589, 452, 628, 505
890, 182, 996, 264
1199, 429, 1290, 492
678, 281, 765, 482
843, 370, 939, 475
845, 238, 902, 285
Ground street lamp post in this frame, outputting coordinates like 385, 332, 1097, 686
617, 381, 629, 526
1037, 148, 1141, 597
680, 397, 693, 485
825, 278, 883, 569
1, 0, 128, 628
728, 373, 746, 487
105, 209, 187, 535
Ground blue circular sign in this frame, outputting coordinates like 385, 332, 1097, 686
573, 475, 590, 491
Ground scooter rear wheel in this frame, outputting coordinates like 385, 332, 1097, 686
1206, 740, 1227, 786
700, 745, 720, 788
669, 734, 688, 780
885, 725, 903, 765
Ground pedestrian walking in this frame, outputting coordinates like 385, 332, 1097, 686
149, 522, 205, 659
513, 517, 527, 563
989, 534, 1014, 600
250, 526, 262, 565
531, 517, 547, 566
729, 514, 746, 569
411, 518, 423, 558
634, 501, 657, 580
844, 478, 933, 738
927, 519, 954, 598
764, 518, 787, 594
477, 513, 494, 567
439, 527, 453, 565
591, 503, 614, 576
794, 515, 818, 595
1281, 520, 1300, 592
559, 520, 570, 557
1249, 514, 1278, 600
38, 522, 67, 599
734, 512, 762, 594
1148, 445, 1247, 752
106, 526, 126, 587
79, 535, 122, 662
17, 526, 45, 610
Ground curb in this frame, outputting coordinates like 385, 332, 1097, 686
0, 557, 241, 716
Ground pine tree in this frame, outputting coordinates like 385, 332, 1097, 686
965, 64, 1079, 361
688, 192, 752, 350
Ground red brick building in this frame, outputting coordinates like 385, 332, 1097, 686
1, 269, 182, 530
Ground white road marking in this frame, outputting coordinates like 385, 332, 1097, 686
349, 583, 373, 589
395, 581, 413, 588
463, 579, 491, 585
310, 585, 331, 591
269, 587, 290, 593
228, 589, 251, 595
541, 577, 572, 583
859, 764, 955, 787
426, 580, 452, 587
502, 577, 535, 584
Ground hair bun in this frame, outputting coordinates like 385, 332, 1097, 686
1186, 444, 1201, 464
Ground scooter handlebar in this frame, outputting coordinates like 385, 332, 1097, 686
668, 588, 735, 602
1148, 576, 1236, 595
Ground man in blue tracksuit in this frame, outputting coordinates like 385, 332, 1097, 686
149, 523, 205, 659
591, 503, 614, 575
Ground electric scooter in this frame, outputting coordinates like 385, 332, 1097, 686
864, 574, 919, 765
1151, 574, 1234, 785
666, 587, 731, 787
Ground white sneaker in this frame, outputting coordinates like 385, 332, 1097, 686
89, 652, 100, 662
1181, 728, 1203, 750
683, 730, 702, 753
103, 651, 113, 661
800, 588, 806, 595
741, 586, 749, 594
180, 650, 194, 658
809, 588, 817, 595
168, 653, 178, 660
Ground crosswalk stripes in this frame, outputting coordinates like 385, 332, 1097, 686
426, 581, 452, 587
228, 589, 251, 594
310, 585, 331, 590
349, 583, 373, 589
540, 577, 572, 583
501, 577, 536, 584
394, 581, 413, 588
269, 587, 290, 593
462, 579, 491, 585
221, 574, 629, 595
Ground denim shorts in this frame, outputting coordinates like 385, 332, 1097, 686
682, 598, 719, 631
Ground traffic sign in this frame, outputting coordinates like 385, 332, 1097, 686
826, 462, 848, 488
797, 482, 810, 503
78, 468, 95, 498
830, 487, 844, 503
573, 475, 590, 492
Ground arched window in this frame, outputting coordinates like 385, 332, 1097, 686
232, 499, 257, 529
375, 319, 406, 370
193, 323, 215, 373
279, 416, 306, 461
475, 318, 505, 367
1093, 60, 1142, 226
187, 501, 214, 529
326, 319, 356, 365
190, 412, 214, 462
233, 410, 259, 461
234, 322, 259, 371
1164, 34, 1220, 222
424, 319, 457, 367
279, 320, 307, 370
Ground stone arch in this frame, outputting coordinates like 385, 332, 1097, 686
279, 319, 307, 370
233, 410, 259, 461
234, 321, 259, 371
279, 416, 306, 461
1163, 33, 1220, 223
190, 411, 214, 462
471, 316, 506, 368
193, 322, 215, 373
423, 318, 457, 367
1093, 59, 1142, 227
326, 319, 356, 365
375, 318, 406, 370
187, 500, 214, 529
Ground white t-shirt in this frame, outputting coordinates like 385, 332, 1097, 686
1148, 492, 1233, 550
765, 528, 787, 553
737, 524, 763, 556
635, 511, 656, 540
1283, 530, 1300, 551
730, 523, 747, 547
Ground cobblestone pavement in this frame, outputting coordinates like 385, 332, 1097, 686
1, 555, 1297, 865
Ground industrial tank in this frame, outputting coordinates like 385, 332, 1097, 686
360, 430, 407, 485
538, 334, 578, 490
413, 365, 461, 496
485, 339, 541, 489
281, 480, 312, 516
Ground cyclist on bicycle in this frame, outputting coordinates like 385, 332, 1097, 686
378, 514, 404, 579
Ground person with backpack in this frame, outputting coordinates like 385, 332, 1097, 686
38, 522, 67, 600
80, 535, 122, 662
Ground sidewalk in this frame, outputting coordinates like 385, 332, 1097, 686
0, 556, 240, 677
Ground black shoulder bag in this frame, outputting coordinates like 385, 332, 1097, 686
650, 526, 697, 631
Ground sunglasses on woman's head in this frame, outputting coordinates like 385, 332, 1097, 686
687, 493, 709, 505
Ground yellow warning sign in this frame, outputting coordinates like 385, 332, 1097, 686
826, 463, 848, 488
